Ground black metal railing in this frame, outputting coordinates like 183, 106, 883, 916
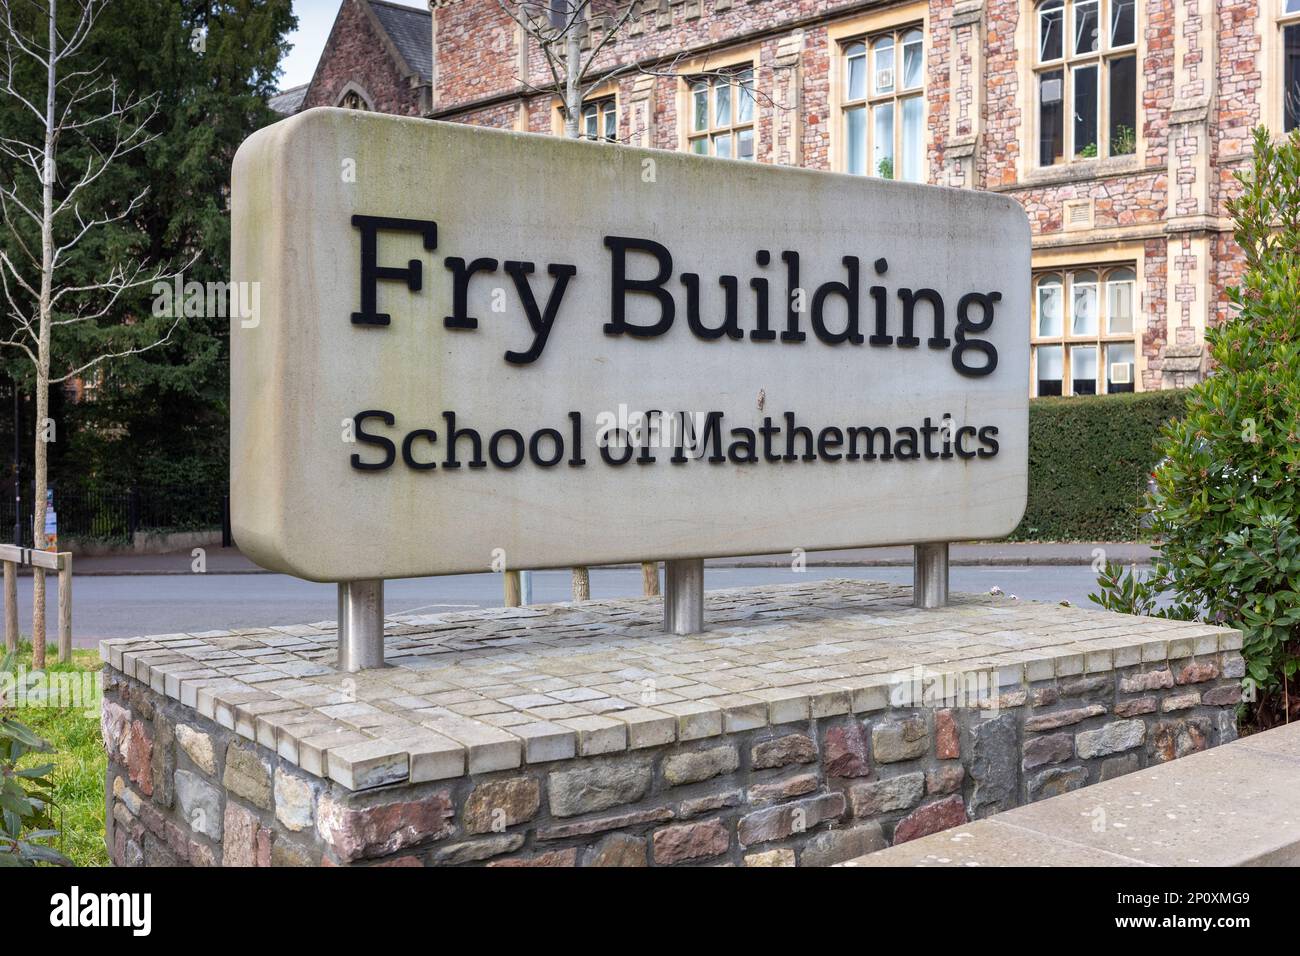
0, 485, 227, 544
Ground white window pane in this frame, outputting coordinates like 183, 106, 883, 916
873, 37, 895, 94
1106, 343, 1135, 392
1036, 344, 1064, 396
737, 70, 755, 123
1107, 268, 1135, 333
690, 137, 708, 155
846, 106, 866, 174
1071, 345, 1098, 395
847, 49, 866, 100
1074, 0, 1099, 55
1039, 0, 1064, 61
1289, 0, 1300, 12
715, 133, 732, 159
737, 128, 754, 160
604, 105, 616, 141
1072, 273, 1098, 335
692, 84, 708, 131
902, 96, 923, 182
1111, 0, 1136, 46
1037, 279, 1063, 336
715, 82, 731, 126
902, 33, 924, 89
873, 101, 895, 178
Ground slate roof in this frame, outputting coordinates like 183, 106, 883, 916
269, 83, 309, 116
368, 0, 433, 83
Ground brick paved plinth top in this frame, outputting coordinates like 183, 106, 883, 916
100, 581, 1238, 791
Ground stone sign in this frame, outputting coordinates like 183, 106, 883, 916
231, 108, 1029, 582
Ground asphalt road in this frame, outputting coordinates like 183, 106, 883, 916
21, 564, 1112, 647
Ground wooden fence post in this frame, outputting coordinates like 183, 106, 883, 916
503, 569, 522, 607
641, 561, 660, 597
58, 553, 71, 663
3, 559, 15, 653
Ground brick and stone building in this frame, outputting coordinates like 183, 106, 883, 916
298, 0, 433, 116
287, 0, 1300, 396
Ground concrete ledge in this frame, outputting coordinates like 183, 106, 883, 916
842, 721, 1300, 867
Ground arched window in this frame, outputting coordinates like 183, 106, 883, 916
337, 84, 373, 111
687, 67, 756, 160
842, 25, 925, 181
1035, 0, 1136, 165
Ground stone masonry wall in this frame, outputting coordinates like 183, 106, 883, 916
103, 649, 1242, 867
301, 0, 424, 115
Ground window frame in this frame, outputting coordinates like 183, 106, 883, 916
686, 67, 758, 160
1032, 0, 1138, 166
840, 25, 926, 181
1282, 0, 1300, 133
577, 96, 618, 143
1030, 264, 1139, 396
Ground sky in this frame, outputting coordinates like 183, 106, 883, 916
278, 0, 344, 90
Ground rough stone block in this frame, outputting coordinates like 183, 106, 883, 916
1022, 732, 1073, 769
585, 833, 647, 866
273, 767, 316, 832
174, 769, 222, 842
1027, 765, 1089, 801
223, 742, 273, 810
316, 791, 454, 863
652, 818, 730, 864
662, 745, 739, 786
1024, 704, 1105, 731
737, 792, 844, 846
1075, 719, 1146, 759
175, 723, 217, 775
848, 772, 924, 816
871, 716, 929, 763
751, 733, 816, 770
462, 776, 541, 834
892, 795, 967, 843
547, 755, 652, 817
798, 822, 886, 866
822, 721, 870, 778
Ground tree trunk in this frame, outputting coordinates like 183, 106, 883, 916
30, 0, 57, 669
562, 9, 581, 138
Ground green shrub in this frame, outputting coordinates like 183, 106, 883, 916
1091, 127, 1300, 728
1011, 390, 1188, 541
0, 653, 71, 866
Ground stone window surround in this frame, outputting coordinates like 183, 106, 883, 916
839, 25, 927, 180
1015, 0, 1149, 185
1029, 241, 1148, 394
335, 81, 376, 111
826, 2, 930, 177
1031, 262, 1139, 397
1265, 0, 1300, 134
679, 54, 761, 160
548, 81, 621, 141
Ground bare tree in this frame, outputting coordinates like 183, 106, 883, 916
0, 0, 184, 666
497, 0, 786, 146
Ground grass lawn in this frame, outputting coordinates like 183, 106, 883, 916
5, 644, 108, 866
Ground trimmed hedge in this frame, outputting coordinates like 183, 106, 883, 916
1010, 389, 1188, 542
